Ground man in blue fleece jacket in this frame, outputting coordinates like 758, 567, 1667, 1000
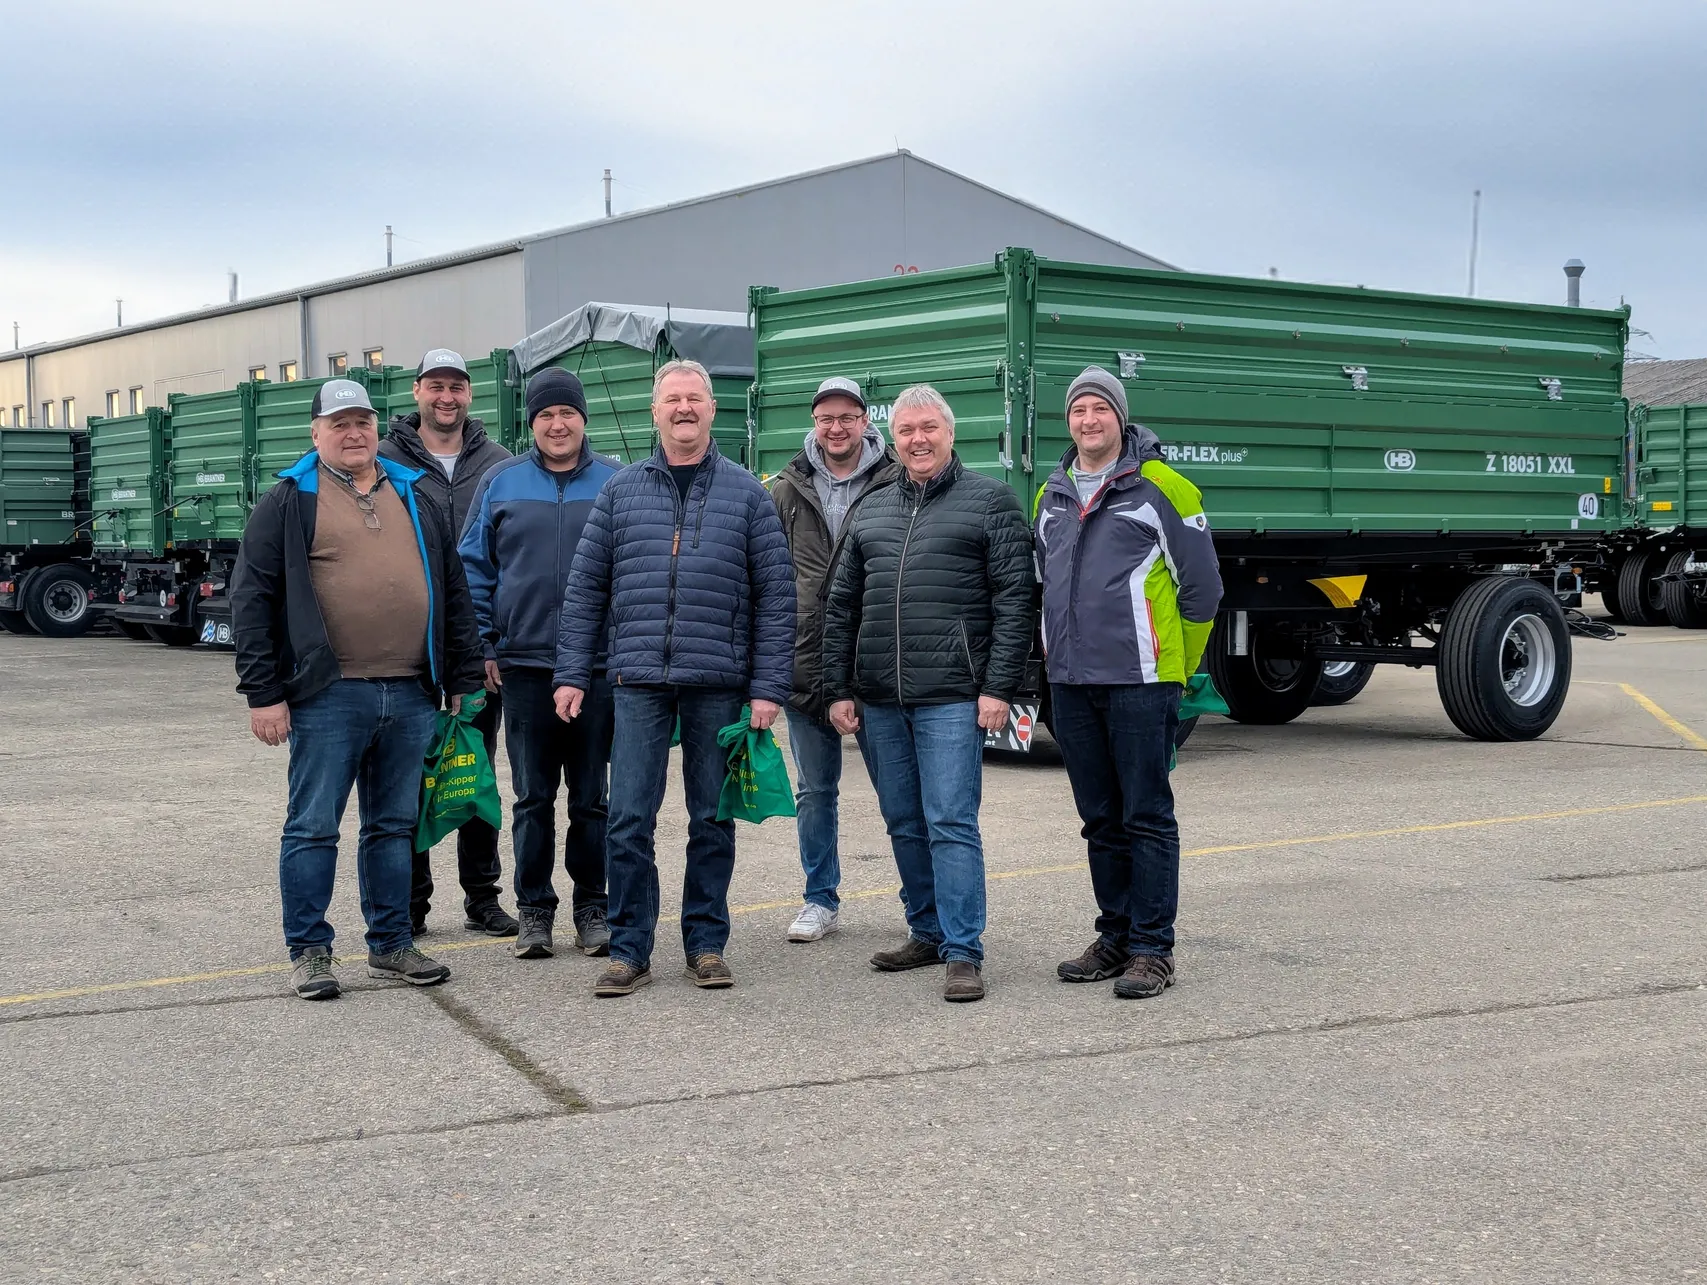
459, 368, 621, 962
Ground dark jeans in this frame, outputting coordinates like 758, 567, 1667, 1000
783, 706, 873, 912
860, 701, 988, 964
280, 678, 438, 959
503, 668, 612, 923
411, 688, 503, 920
1050, 682, 1181, 956
606, 684, 745, 969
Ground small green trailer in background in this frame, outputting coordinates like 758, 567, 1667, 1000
1598, 402, 1707, 628
0, 426, 111, 637
750, 248, 1630, 742
510, 302, 753, 467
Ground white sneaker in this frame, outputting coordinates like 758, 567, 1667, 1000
787, 902, 839, 942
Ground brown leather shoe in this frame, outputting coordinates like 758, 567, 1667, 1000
943, 960, 985, 1003
685, 952, 734, 989
870, 937, 942, 972
1112, 953, 1175, 999
593, 960, 652, 998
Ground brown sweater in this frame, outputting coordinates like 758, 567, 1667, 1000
309, 466, 429, 679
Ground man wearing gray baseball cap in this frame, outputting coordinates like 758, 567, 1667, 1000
379, 348, 517, 939
231, 378, 486, 1000
767, 376, 899, 943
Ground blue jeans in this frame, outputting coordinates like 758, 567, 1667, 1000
280, 678, 438, 960
784, 707, 872, 911
1049, 682, 1180, 956
606, 684, 746, 969
859, 701, 987, 964
503, 668, 611, 923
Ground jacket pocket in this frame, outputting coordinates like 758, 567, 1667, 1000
958, 619, 979, 686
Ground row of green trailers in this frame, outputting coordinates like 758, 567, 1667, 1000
3, 252, 1703, 743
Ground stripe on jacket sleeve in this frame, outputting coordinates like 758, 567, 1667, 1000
1127, 545, 1162, 683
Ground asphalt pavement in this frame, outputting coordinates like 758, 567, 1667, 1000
2, 604, 1704, 1283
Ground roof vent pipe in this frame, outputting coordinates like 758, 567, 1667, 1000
228, 270, 238, 303
604, 169, 613, 218
1564, 259, 1585, 307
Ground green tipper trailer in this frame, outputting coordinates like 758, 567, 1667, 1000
0, 427, 108, 638
510, 303, 754, 466
1599, 402, 1707, 629
750, 248, 1630, 742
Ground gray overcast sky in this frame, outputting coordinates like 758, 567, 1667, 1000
5, 0, 1704, 355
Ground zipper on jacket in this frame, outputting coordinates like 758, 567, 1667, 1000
893, 484, 924, 702
662, 467, 688, 681
1065, 464, 1139, 652
958, 619, 976, 681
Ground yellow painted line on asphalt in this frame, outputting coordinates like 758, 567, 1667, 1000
1618, 683, 1707, 751
6, 792, 1707, 1009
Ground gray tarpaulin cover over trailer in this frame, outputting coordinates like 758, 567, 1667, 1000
511, 302, 754, 377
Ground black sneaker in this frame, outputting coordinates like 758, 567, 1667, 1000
367, 946, 451, 987
1112, 953, 1176, 999
514, 908, 554, 959
411, 915, 429, 938
464, 902, 519, 936
1057, 939, 1133, 983
575, 907, 612, 957
290, 946, 340, 1000
870, 937, 943, 972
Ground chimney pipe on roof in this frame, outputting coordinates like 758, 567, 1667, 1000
116, 299, 123, 328
1564, 259, 1585, 307
604, 169, 613, 218
385, 225, 394, 268
228, 270, 238, 303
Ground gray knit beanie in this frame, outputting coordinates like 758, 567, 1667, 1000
1065, 365, 1129, 425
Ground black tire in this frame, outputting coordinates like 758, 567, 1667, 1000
1174, 715, 1199, 750
116, 620, 154, 641
1598, 558, 1627, 623
21, 563, 97, 638
1436, 576, 1572, 741
1616, 549, 1669, 625
1311, 660, 1375, 707
145, 624, 198, 647
1206, 619, 1322, 725
0, 606, 37, 635
1660, 550, 1707, 629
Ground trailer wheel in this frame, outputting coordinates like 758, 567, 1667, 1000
0, 606, 37, 635
1207, 622, 1322, 725
1174, 716, 1199, 750
145, 625, 199, 647
22, 564, 97, 638
1597, 557, 1627, 623
1311, 660, 1375, 707
1436, 576, 1572, 741
116, 621, 154, 641
1660, 551, 1707, 629
1616, 549, 1668, 625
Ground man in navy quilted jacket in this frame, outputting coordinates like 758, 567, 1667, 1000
554, 359, 796, 997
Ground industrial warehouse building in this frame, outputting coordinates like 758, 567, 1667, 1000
0, 151, 1170, 428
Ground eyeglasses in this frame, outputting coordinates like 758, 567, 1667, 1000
352, 490, 381, 530
813, 413, 866, 429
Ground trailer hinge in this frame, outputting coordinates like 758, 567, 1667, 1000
1117, 351, 1144, 379
1538, 377, 1563, 401
1342, 365, 1369, 391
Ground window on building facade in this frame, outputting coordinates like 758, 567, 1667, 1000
42, 401, 55, 428
63, 398, 75, 428
280, 362, 299, 383
248, 366, 267, 383
364, 348, 384, 371
106, 391, 121, 418
328, 353, 348, 377
11, 406, 23, 427
130, 387, 145, 414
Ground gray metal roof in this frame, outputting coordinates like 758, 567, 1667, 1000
1624, 358, 1707, 407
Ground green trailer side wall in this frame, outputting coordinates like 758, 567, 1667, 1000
544, 339, 752, 468
253, 370, 389, 495
0, 428, 79, 547
750, 250, 1629, 534
377, 350, 522, 453
87, 409, 171, 554
168, 385, 253, 544
1632, 404, 1707, 530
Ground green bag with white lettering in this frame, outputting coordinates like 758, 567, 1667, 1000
415, 693, 501, 851
715, 705, 797, 824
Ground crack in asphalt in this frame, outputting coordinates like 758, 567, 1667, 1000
1542, 861, 1707, 883
3, 976, 1699, 1187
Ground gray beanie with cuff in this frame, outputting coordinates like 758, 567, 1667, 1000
1065, 365, 1129, 426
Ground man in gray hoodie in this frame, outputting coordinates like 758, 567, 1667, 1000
767, 377, 900, 942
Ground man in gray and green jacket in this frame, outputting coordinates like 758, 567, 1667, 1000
1034, 365, 1222, 1000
